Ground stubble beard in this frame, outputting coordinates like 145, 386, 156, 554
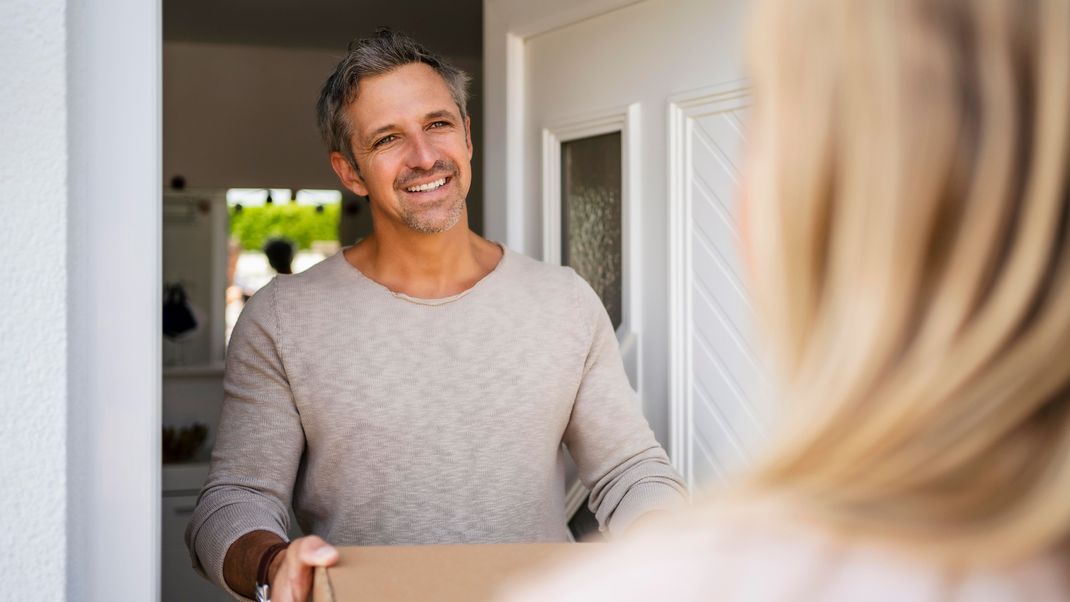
400, 194, 466, 234
394, 159, 467, 234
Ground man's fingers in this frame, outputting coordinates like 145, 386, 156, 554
284, 553, 310, 602
271, 536, 338, 602
308, 545, 339, 565
294, 536, 339, 567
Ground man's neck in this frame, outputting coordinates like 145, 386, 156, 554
344, 221, 502, 299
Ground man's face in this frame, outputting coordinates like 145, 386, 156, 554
334, 62, 473, 234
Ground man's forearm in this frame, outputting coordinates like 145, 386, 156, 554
223, 529, 287, 598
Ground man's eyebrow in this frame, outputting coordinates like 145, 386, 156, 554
365, 123, 399, 143
363, 110, 459, 144
424, 110, 457, 122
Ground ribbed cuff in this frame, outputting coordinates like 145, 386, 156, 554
190, 503, 289, 601
605, 480, 688, 536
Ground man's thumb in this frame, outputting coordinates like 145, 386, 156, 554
298, 538, 339, 566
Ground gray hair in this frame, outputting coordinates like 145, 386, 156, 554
316, 29, 471, 170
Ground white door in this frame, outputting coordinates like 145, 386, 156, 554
517, 0, 765, 504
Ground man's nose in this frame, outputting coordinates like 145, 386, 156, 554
404, 132, 439, 171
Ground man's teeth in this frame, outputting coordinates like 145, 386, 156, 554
406, 178, 447, 192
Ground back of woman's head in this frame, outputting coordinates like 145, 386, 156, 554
742, 0, 1070, 563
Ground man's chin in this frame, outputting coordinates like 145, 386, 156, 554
401, 205, 465, 234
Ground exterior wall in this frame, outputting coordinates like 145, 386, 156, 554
0, 0, 68, 598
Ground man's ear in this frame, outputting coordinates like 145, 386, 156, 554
464, 115, 473, 160
330, 151, 368, 197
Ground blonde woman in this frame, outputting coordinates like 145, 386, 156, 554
504, 0, 1070, 599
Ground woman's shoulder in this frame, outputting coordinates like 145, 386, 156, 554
499, 508, 1069, 602
499, 510, 803, 602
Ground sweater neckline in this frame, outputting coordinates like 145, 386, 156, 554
335, 243, 508, 306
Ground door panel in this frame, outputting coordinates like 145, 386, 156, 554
671, 88, 769, 488
524, 0, 757, 509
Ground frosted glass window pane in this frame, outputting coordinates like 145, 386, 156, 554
561, 132, 622, 329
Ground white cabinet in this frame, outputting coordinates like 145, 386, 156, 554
162, 192, 228, 369
162, 464, 232, 602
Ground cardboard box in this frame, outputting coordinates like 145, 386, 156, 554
313, 543, 600, 602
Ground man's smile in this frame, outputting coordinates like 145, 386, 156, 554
404, 176, 449, 193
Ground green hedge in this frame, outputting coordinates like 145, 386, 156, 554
229, 203, 340, 251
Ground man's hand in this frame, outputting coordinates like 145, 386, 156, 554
266, 535, 339, 602
223, 531, 339, 601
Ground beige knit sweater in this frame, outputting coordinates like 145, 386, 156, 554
185, 247, 686, 595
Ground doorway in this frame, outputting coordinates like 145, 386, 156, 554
159, 2, 483, 599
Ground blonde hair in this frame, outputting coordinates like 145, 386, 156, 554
741, 0, 1070, 564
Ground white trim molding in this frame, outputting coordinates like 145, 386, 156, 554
541, 103, 642, 378
667, 82, 750, 487
483, 0, 645, 253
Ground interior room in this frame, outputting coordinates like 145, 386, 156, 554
162, 0, 755, 596
159, 2, 482, 598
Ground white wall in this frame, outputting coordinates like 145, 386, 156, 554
0, 0, 69, 598
164, 42, 341, 190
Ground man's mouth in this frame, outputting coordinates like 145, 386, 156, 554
404, 177, 449, 193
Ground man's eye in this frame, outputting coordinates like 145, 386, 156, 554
373, 135, 396, 148
429, 121, 451, 129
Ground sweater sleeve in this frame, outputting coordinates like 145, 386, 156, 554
562, 272, 689, 536
184, 280, 305, 599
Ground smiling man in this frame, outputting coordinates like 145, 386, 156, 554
185, 30, 686, 602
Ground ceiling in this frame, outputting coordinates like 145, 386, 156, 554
164, 0, 483, 58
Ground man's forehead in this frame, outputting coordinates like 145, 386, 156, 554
346, 64, 461, 138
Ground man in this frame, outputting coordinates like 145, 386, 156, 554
262, 238, 294, 275
186, 29, 686, 602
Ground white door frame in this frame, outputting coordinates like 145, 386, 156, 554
68, 0, 162, 600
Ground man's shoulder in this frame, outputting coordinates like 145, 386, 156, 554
266, 252, 374, 314
272, 252, 348, 292
501, 247, 582, 293
500, 248, 606, 318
